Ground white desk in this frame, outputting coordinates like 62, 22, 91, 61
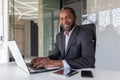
0, 62, 120, 80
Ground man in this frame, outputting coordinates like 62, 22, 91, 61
30, 7, 95, 69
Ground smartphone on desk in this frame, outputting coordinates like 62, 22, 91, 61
81, 70, 93, 78
53, 68, 79, 77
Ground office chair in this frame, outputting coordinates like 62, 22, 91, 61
81, 23, 96, 51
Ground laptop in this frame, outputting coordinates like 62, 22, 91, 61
7, 41, 61, 74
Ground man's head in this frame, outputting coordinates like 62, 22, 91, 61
60, 7, 77, 32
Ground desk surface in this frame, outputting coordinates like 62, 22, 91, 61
0, 62, 120, 80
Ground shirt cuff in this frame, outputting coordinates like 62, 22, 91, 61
62, 60, 70, 68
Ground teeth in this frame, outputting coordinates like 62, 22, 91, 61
64, 24, 69, 26
64, 25, 68, 27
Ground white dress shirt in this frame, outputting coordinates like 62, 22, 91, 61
62, 25, 76, 68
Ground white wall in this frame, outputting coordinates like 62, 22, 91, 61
0, 0, 9, 63
87, 0, 120, 71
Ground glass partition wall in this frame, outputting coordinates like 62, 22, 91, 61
9, 0, 15, 61
9, 0, 36, 59
38, 0, 61, 57
81, 0, 120, 70
9, 0, 14, 40
63, 0, 120, 71
9, 0, 61, 58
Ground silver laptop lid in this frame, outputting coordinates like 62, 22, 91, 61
7, 41, 30, 74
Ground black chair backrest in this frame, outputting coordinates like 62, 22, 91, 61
81, 23, 96, 51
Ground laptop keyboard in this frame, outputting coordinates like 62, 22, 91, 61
26, 63, 46, 70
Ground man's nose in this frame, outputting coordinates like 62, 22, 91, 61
63, 18, 68, 24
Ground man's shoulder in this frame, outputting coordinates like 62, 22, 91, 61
56, 31, 64, 36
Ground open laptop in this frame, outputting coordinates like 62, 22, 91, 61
7, 41, 61, 74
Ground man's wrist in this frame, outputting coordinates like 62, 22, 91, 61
54, 60, 63, 67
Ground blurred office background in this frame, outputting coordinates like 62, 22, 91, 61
0, 0, 120, 71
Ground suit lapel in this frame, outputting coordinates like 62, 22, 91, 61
65, 26, 79, 57
61, 33, 66, 59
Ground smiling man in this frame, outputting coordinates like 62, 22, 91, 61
30, 7, 95, 69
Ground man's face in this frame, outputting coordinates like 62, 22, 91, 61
60, 9, 76, 32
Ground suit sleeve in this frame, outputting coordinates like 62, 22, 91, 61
48, 34, 61, 60
66, 29, 95, 69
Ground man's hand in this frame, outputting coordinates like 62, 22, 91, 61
43, 59, 63, 68
30, 57, 48, 68
30, 57, 63, 68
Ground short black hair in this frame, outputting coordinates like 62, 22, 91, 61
60, 7, 76, 17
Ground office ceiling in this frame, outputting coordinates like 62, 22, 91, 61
9, 0, 80, 20
9, 0, 60, 20
9, 0, 38, 20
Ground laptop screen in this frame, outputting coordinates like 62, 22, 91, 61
7, 41, 30, 74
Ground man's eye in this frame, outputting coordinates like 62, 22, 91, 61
66, 16, 71, 19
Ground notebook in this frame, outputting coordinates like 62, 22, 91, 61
7, 41, 60, 74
